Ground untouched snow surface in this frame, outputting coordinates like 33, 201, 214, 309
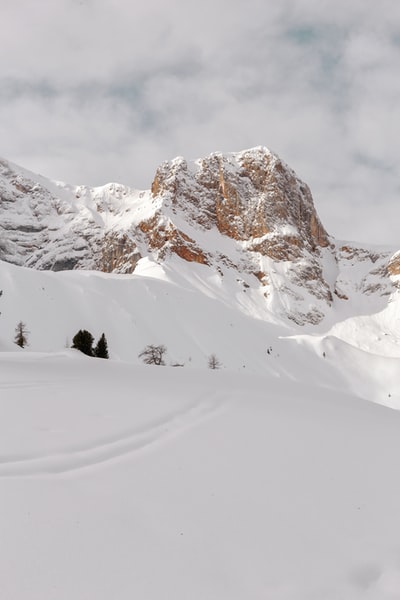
2, 257, 400, 598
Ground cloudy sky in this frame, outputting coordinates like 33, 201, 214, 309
1, 0, 399, 244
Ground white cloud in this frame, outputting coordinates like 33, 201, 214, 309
1, 0, 399, 244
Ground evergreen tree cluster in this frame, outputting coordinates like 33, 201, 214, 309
72, 330, 109, 359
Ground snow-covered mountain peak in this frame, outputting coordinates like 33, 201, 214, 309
0, 149, 398, 326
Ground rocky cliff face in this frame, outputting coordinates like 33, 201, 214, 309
151, 148, 330, 257
0, 159, 143, 273
0, 148, 397, 326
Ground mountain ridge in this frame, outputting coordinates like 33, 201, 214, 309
0, 147, 398, 326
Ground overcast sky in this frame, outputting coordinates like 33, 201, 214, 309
1, 0, 399, 245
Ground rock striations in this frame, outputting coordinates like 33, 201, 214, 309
0, 147, 397, 325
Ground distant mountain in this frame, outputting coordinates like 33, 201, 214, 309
0, 147, 398, 326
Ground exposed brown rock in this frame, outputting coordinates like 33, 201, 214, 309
151, 147, 330, 262
388, 253, 400, 276
147, 148, 336, 323
253, 271, 268, 284
251, 236, 303, 261
99, 233, 141, 274
151, 173, 162, 197
139, 214, 208, 264
339, 245, 381, 264
334, 288, 349, 300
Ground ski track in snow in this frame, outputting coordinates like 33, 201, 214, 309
0, 392, 227, 478
0, 380, 70, 390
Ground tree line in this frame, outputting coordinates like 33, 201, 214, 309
12, 322, 109, 359
10, 319, 222, 368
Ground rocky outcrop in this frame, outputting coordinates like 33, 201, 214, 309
0, 159, 140, 273
151, 148, 330, 259
334, 244, 395, 298
138, 215, 208, 265
150, 147, 335, 319
99, 233, 141, 274
388, 252, 400, 277
0, 148, 397, 326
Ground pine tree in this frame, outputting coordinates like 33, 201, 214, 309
208, 353, 222, 370
14, 321, 29, 348
72, 329, 94, 356
94, 333, 109, 359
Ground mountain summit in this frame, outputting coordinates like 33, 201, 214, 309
0, 147, 397, 325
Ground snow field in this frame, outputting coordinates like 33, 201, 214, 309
2, 256, 400, 407
2, 257, 400, 598
1, 356, 400, 599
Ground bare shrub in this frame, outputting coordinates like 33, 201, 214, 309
139, 344, 167, 366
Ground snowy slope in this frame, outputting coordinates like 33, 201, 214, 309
1, 255, 400, 408
2, 355, 400, 599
